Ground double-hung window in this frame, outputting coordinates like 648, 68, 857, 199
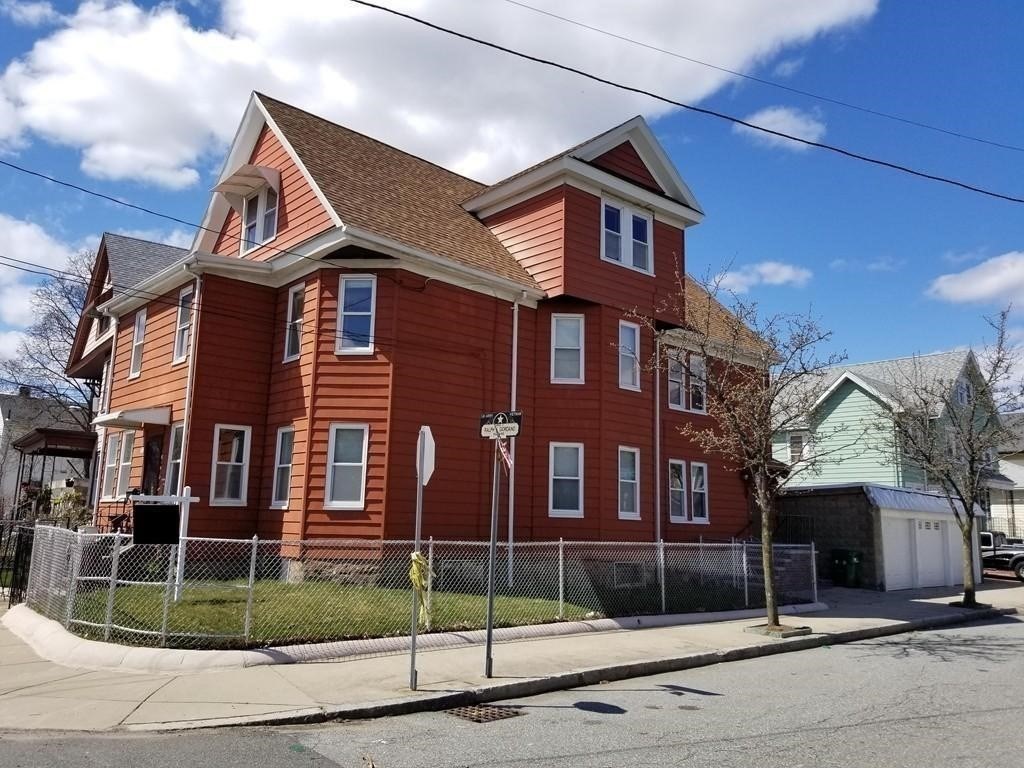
789, 431, 811, 464
271, 426, 295, 508
172, 285, 193, 363
116, 432, 135, 497
337, 275, 376, 354
102, 434, 120, 499
551, 314, 584, 384
326, 424, 369, 509
284, 283, 304, 362
549, 442, 583, 518
211, 425, 251, 505
618, 321, 640, 391
690, 462, 709, 522
165, 422, 184, 495
667, 354, 684, 410
241, 187, 279, 253
689, 355, 707, 413
668, 460, 687, 523
618, 447, 640, 520
601, 200, 653, 274
128, 308, 146, 378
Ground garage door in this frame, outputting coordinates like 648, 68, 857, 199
915, 519, 948, 587
882, 517, 914, 590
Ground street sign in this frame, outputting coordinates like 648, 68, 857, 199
480, 411, 523, 439
416, 426, 435, 486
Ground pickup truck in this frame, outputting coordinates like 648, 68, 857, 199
980, 531, 1024, 581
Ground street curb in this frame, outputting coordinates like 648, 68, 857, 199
123, 605, 1018, 732
1, 601, 828, 673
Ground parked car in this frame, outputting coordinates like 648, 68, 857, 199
980, 531, 1024, 581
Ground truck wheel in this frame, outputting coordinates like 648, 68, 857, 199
1015, 562, 1024, 582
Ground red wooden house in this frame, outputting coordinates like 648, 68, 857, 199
67, 93, 752, 543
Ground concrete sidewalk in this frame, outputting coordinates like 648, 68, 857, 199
2, 580, 1022, 732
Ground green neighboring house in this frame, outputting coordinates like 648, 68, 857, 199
773, 349, 1012, 496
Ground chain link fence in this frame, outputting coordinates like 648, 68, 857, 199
24, 525, 816, 653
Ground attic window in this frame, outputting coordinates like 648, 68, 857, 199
241, 187, 278, 254
601, 199, 652, 275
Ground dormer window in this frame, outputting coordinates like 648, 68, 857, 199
955, 377, 974, 405
242, 187, 278, 254
601, 199, 653, 275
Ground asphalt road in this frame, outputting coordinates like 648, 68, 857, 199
3, 616, 1024, 768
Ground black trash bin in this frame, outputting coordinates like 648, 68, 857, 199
845, 550, 863, 588
830, 548, 850, 586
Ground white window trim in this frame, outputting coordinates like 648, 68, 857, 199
548, 441, 584, 518
618, 320, 641, 392
164, 422, 184, 496
283, 283, 304, 363
617, 446, 641, 521
325, 423, 370, 510
210, 424, 252, 507
550, 313, 585, 384
128, 308, 146, 379
689, 354, 707, 414
172, 285, 194, 364
600, 198, 654, 276
240, 187, 279, 255
271, 426, 295, 509
668, 459, 687, 524
115, 431, 135, 497
789, 430, 812, 464
335, 274, 377, 355
101, 433, 120, 501
667, 352, 685, 411
689, 461, 710, 524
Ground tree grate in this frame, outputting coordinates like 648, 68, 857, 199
446, 705, 524, 723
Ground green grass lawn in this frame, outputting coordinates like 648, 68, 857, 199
70, 581, 592, 649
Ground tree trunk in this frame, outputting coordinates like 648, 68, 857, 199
961, 521, 978, 607
755, 472, 779, 627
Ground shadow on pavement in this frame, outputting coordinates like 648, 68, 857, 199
851, 616, 1024, 663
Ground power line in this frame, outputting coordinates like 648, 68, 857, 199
501, 0, 1024, 155
347, 0, 1024, 206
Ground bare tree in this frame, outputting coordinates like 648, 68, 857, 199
876, 308, 1021, 607
638, 273, 850, 629
0, 250, 96, 428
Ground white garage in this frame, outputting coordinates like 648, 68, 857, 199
872, 487, 982, 591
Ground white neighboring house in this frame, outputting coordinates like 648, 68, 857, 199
0, 388, 88, 518
990, 413, 1024, 538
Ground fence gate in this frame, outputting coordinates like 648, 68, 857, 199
6, 525, 35, 607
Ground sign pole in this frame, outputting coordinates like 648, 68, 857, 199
409, 426, 435, 691
484, 438, 501, 678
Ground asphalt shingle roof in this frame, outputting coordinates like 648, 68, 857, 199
998, 412, 1024, 453
257, 94, 539, 289
103, 233, 189, 295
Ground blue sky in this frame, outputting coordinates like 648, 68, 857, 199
0, 0, 1021, 365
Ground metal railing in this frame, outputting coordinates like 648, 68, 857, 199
24, 526, 817, 654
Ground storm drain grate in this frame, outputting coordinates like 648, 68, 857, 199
446, 705, 524, 723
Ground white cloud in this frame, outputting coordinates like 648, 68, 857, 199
732, 105, 826, 151
0, 214, 76, 332
0, 0, 61, 26
928, 251, 1024, 305
115, 228, 194, 249
865, 256, 905, 272
0, 330, 26, 360
719, 261, 813, 293
0, 284, 34, 325
772, 57, 804, 77
0, 0, 877, 187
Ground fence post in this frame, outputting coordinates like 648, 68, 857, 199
731, 537, 737, 588
160, 545, 176, 646
658, 540, 667, 614
174, 486, 192, 602
244, 535, 258, 641
810, 541, 818, 604
698, 536, 704, 586
557, 537, 565, 620
104, 533, 122, 641
425, 536, 434, 631
64, 531, 82, 628
742, 542, 749, 608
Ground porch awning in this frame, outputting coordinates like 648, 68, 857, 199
93, 407, 171, 429
982, 469, 1016, 491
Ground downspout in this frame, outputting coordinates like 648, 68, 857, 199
178, 269, 203, 498
654, 336, 662, 543
507, 293, 524, 585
